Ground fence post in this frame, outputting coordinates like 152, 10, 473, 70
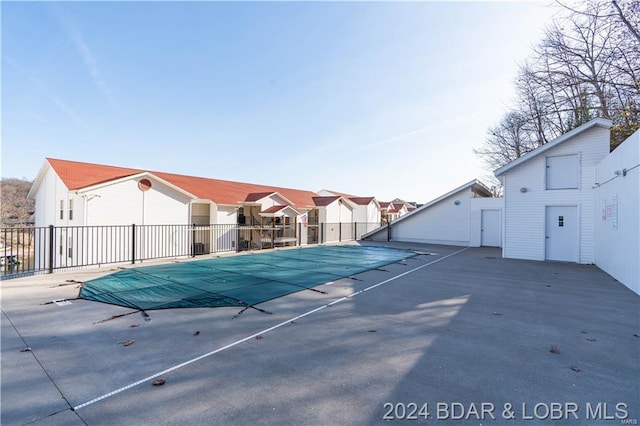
131, 224, 136, 264
48, 225, 54, 273
339, 222, 342, 242
298, 222, 302, 246
320, 223, 324, 244
191, 223, 196, 257
387, 222, 391, 241
271, 225, 275, 248
354, 222, 357, 240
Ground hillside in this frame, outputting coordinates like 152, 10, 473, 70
1, 178, 34, 225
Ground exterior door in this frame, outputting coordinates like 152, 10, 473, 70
481, 210, 501, 247
545, 206, 578, 262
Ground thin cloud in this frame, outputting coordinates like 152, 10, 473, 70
368, 125, 436, 148
3, 55, 84, 126
368, 112, 483, 148
50, 6, 117, 108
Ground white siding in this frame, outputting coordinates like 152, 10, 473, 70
501, 126, 610, 263
595, 131, 640, 294
83, 178, 190, 226
351, 202, 380, 225
391, 188, 475, 246
352, 205, 367, 223
469, 198, 504, 247
324, 201, 353, 223
214, 206, 238, 252
32, 166, 87, 228
216, 206, 237, 224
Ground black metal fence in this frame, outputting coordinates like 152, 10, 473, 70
0, 222, 382, 279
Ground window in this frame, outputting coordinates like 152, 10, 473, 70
60, 200, 64, 220
546, 154, 579, 189
69, 199, 74, 221
68, 236, 73, 258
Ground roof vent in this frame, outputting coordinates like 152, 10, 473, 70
138, 179, 152, 191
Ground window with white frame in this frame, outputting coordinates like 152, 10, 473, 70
546, 154, 579, 189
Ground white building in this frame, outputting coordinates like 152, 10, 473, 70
364, 180, 502, 247
26, 158, 359, 266
494, 118, 611, 264
317, 190, 382, 228
495, 118, 639, 295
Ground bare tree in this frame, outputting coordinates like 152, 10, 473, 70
474, 111, 538, 170
475, 0, 640, 170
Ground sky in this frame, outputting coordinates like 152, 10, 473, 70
1, 1, 559, 203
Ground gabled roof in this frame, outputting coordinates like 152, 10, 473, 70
38, 158, 320, 208
494, 118, 612, 177
348, 197, 375, 205
312, 196, 340, 207
259, 204, 301, 217
379, 201, 391, 208
245, 192, 275, 202
319, 189, 357, 198
47, 158, 141, 190
387, 204, 404, 213
261, 205, 287, 214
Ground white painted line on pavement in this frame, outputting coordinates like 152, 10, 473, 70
73, 246, 470, 411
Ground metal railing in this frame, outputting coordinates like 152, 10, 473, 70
0, 222, 383, 279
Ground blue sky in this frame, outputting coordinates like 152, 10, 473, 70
1, 1, 557, 203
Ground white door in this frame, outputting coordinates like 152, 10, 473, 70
481, 210, 501, 247
545, 206, 578, 262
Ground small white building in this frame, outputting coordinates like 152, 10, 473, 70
364, 180, 502, 247
318, 190, 382, 228
494, 118, 639, 295
494, 118, 611, 264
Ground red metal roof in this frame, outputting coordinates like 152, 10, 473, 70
47, 158, 142, 190
46, 158, 319, 208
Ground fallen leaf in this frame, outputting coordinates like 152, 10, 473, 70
586, 338, 597, 342
20, 347, 31, 352
290, 320, 297, 324
122, 340, 135, 347
130, 324, 139, 328
550, 345, 561, 354
580, 330, 587, 334
193, 331, 200, 336
570, 366, 581, 372
368, 329, 377, 333
492, 312, 502, 316
255, 335, 263, 340
634, 333, 640, 338
153, 379, 166, 386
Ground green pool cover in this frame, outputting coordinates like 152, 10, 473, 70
80, 245, 417, 310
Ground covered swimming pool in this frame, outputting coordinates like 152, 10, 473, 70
79, 245, 417, 310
